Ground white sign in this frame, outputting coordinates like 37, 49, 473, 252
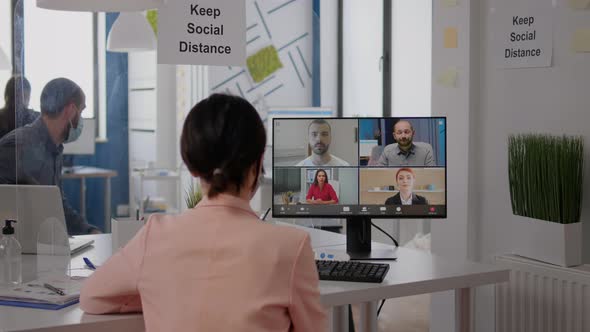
493, 0, 552, 69
158, 0, 246, 66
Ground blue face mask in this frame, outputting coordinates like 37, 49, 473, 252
64, 116, 83, 143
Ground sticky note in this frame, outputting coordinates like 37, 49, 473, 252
436, 68, 458, 88
444, 28, 458, 48
568, 0, 590, 10
572, 29, 590, 53
442, 0, 458, 7
147, 10, 158, 35
247, 46, 283, 83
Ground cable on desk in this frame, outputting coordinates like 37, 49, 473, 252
370, 221, 399, 247
377, 299, 386, 317
370, 222, 398, 318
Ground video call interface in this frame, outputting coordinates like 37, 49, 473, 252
272, 118, 447, 218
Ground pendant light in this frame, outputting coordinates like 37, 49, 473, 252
36, 0, 163, 12
37, 0, 160, 53
107, 12, 156, 53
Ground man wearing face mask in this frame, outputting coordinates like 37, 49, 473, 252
0, 78, 100, 235
377, 120, 435, 167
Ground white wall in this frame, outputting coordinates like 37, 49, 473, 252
473, 1, 590, 331
430, 0, 590, 331
477, 0, 590, 267
430, 0, 477, 331
320, 0, 338, 110
392, 0, 432, 117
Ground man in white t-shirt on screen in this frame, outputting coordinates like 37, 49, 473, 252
296, 119, 350, 166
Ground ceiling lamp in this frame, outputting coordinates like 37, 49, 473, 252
36, 0, 163, 12
107, 12, 156, 53
0, 47, 10, 71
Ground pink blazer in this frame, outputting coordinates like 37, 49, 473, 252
80, 194, 327, 331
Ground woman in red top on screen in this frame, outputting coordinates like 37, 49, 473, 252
306, 169, 339, 204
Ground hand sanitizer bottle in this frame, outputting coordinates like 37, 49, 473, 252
0, 220, 22, 286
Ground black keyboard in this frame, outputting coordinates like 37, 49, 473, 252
316, 260, 390, 283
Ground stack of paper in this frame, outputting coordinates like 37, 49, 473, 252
0, 275, 85, 310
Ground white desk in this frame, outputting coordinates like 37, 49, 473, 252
0, 228, 509, 332
62, 166, 118, 232
320, 242, 509, 332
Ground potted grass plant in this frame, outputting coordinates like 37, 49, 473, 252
508, 134, 584, 266
184, 181, 203, 209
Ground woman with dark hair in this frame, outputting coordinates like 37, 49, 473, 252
80, 94, 326, 331
0, 76, 39, 138
306, 169, 339, 205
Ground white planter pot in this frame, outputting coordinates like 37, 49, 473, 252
511, 214, 582, 267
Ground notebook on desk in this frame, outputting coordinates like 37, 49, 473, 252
69, 237, 95, 255
0, 185, 94, 254
0, 275, 85, 310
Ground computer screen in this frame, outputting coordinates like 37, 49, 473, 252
272, 117, 447, 219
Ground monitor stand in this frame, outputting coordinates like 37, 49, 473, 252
346, 216, 398, 261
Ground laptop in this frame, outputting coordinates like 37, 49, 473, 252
0, 185, 94, 254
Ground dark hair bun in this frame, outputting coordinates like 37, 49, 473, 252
180, 94, 266, 198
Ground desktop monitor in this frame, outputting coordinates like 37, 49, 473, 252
272, 117, 447, 259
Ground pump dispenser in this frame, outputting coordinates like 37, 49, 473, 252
0, 220, 22, 286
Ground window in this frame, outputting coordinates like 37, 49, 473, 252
342, 1, 383, 117
23, 4, 107, 139
0, 0, 12, 91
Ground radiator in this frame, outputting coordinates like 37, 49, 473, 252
494, 255, 590, 332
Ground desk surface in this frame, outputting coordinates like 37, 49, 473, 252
61, 166, 117, 179
0, 229, 509, 332
319, 243, 508, 306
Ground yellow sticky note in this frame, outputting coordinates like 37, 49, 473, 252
444, 28, 458, 48
572, 29, 590, 53
568, 0, 590, 10
436, 68, 458, 88
442, 0, 458, 7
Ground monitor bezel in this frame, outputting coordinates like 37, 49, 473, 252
271, 116, 447, 219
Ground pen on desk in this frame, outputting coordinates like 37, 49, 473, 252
83, 257, 96, 270
43, 283, 65, 296
260, 208, 271, 221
